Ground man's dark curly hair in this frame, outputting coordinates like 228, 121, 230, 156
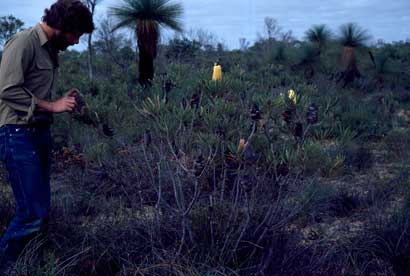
43, 0, 94, 34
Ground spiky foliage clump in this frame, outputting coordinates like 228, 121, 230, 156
337, 23, 371, 86
339, 23, 371, 48
370, 50, 397, 76
110, 0, 183, 86
304, 24, 332, 50
300, 44, 321, 64
295, 44, 320, 79
274, 42, 288, 63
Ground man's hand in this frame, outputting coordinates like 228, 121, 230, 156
65, 88, 79, 98
37, 88, 79, 113
53, 88, 79, 113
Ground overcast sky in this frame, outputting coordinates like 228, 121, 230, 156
1, 0, 409, 50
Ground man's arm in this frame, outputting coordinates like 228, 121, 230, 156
36, 89, 78, 113
0, 35, 77, 117
0, 35, 38, 122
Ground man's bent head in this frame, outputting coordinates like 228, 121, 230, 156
42, 0, 94, 50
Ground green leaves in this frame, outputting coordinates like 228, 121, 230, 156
304, 24, 332, 49
110, 0, 183, 32
110, 0, 184, 84
339, 23, 371, 48
0, 15, 24, 46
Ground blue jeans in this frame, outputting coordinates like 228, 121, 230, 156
0, 124, 52, 265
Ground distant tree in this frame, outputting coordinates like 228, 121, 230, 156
295, 24, 333, 79
337, 22, 371, 86
82, 0, 103, 88
166, 37, 200, 62
110, 0, 183, 86
94, 18, 134, 70
239, 37, 250, 51
264, 17, 281, 40
281, 30, 296, 44
0, 15, 24, 46
216, 42, 225, 53
273, 42, 288, 63
186, 28, 219, 51
304, 24, 332, 52
94, 18, 135, 97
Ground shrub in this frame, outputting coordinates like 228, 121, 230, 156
384, 128, 410, 161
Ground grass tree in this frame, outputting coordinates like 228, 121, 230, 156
304, 24, 332, 53
110, 0, 183, 86
294, 25, 332, 80
338, 22, 371, 86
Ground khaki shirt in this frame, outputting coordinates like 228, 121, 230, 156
0, 23, 59, 127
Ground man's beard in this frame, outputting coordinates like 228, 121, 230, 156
50, 32, 70, 51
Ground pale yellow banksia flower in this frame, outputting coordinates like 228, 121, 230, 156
212, 63, 222, 81
238, 138, 247, 151
288, 89, 297, 104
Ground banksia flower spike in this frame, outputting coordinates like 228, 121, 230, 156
276, 162, 289, 177
163, 78, 175, 94
250, 103, 262, 121
102, 123, 115, 137
306, 103, 319, 124
238, 138, 248, 152
212, 63, 222, 81
214, 127, 225, 139
288, 89, 297, 105
190, 93, 200, 109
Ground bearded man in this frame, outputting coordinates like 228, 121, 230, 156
0, 0, 94, 271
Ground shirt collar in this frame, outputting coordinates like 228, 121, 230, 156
34, 23, 49, 47
34, 23, 59, 67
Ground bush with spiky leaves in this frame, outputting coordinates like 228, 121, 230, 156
1, 16, 410, 276
338, 23, 371, 48
305, 24, 333, 50
110, 0, 184, 86
336, 23, 372, 86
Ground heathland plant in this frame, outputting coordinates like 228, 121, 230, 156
1, 14, 410, 275
110, 0, 183, 86
338, 23, 371, 86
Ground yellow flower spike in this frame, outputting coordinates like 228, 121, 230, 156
238, 138, 247, 152
212, 63, 222, 81
288, 89, 297, 105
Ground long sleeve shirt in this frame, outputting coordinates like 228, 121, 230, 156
0, 23, 59, 127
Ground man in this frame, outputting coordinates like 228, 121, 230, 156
0, 0, 94, 271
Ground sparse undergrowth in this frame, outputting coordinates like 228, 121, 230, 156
1, 33, 410, 275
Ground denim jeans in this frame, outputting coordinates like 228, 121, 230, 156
0, 124, 52, 266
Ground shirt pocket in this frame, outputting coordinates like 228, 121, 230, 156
29, 60, 54, 92
36, 60, 53, 70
